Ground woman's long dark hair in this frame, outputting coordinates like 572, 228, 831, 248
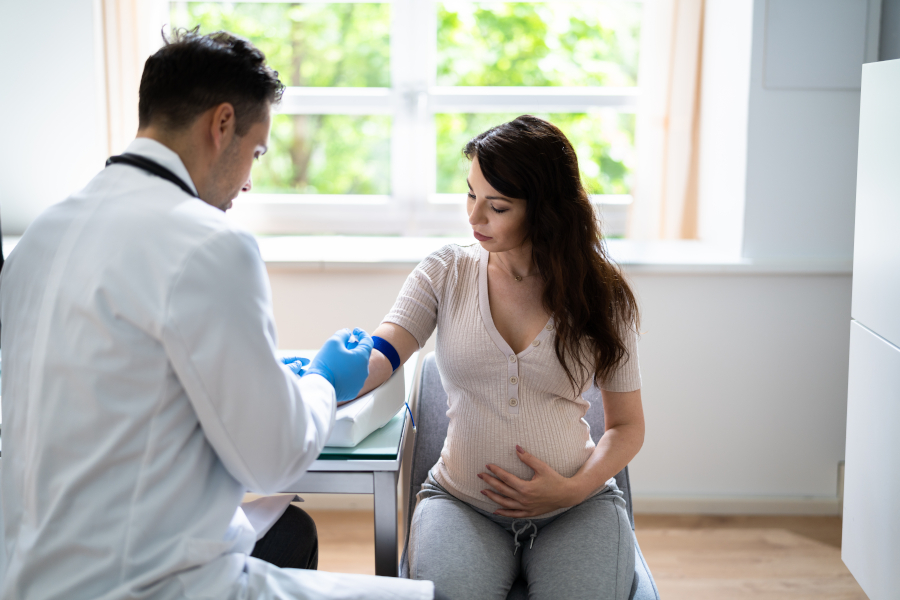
464, 115, 640, 391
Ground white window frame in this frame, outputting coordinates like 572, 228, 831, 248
172, 0, 640, 236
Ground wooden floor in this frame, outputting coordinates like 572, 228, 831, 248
632, 515, 865, 600
305, 510, 867, 599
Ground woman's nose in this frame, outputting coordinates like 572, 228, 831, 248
468, 198, 486, 225
241, 177, 253, 193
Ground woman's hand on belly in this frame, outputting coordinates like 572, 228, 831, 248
478, 445, 581, 517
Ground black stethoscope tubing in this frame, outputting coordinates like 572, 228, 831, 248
106, 153, 199, 199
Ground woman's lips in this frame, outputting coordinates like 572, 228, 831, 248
473, 231, 492, 242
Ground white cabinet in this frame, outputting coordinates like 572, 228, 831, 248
842, 322, 900, 600
844, 58, 900, 599
852, 60, 900, 348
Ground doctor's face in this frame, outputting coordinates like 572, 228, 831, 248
206, 108, 271, 211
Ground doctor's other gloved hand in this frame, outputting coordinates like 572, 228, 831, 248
306, 328, 374, 402
281, 356, 310, 376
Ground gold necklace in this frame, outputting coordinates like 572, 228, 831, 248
493, 252, 534, 282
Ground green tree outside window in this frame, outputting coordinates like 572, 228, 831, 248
169, 2, 640, 199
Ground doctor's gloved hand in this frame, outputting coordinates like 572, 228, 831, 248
281, 356, 310, 377
306, 328, 374, 402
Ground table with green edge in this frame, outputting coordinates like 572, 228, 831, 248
280, 350, 418, 577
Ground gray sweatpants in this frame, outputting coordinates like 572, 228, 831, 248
408, 472, 634, 600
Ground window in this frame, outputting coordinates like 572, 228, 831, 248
169, 1, 642, 237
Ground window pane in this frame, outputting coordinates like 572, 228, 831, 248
169, 2, 391, 87
252, 114, 391, 194
436, 112, 634, 196
437, 2, 641, 87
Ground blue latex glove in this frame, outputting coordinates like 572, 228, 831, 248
281, 356, 310, 377
306, 328, 374, 403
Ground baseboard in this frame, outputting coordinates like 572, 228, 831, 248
632, 494, 842, 515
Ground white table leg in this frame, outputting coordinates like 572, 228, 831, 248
373, 470, 398, 576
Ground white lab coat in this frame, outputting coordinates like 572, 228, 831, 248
0, 139, 432, 600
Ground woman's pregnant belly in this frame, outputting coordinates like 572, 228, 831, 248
432, 396, 596, 514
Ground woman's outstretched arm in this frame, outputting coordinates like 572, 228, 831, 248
355, 322, 420, 397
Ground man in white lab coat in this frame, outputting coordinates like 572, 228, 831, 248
0, 30, 435, 600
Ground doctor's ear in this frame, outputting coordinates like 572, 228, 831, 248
209, 102, 237, 150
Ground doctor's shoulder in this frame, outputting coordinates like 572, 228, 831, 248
157, 200, 262, 272
161, 192, 254, 244
0, 193, 87, 266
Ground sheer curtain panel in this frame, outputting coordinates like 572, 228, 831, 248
630, 0, 705, 240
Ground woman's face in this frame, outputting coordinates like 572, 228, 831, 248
466, 155, 528, 252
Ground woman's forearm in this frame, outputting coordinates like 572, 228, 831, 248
567, 422, 644, 505
355, 322, 420, 398
357, 351, 394, 397
564, 387, 645, 504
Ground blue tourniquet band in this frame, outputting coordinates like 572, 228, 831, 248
372, 336, 401, 372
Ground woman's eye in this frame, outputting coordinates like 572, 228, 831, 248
490, 205, 507, 214
467, 193, 476, 201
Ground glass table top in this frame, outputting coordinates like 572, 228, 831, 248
316, 408, 406, 461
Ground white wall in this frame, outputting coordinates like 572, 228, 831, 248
0, 0, 106, 235
269, 267, 415, 350
740, 0, 880, 261
629, 270, 851, 507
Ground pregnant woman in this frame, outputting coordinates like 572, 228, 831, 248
358, 115, 644, 600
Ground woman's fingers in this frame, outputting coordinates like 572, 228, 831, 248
485, 464, 526, 491
482, 453, 572, 517
478, 472, 521, 501
514, 445, 549, 473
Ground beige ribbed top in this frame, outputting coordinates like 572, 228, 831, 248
384, 244, 641, 517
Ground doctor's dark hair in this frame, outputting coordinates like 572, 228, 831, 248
138, 28, 284, 136
464, 115, 640, 391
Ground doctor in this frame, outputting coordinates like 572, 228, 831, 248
0, 29, 436, 600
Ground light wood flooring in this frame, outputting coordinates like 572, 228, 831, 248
304, 510, 867, 599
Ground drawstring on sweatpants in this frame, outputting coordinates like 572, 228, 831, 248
511, 519, 538, 555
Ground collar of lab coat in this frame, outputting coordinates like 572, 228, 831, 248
122, 138, 200, 197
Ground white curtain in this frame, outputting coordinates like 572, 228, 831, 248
629, 0, 705, 240
97, 0, 167, 156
